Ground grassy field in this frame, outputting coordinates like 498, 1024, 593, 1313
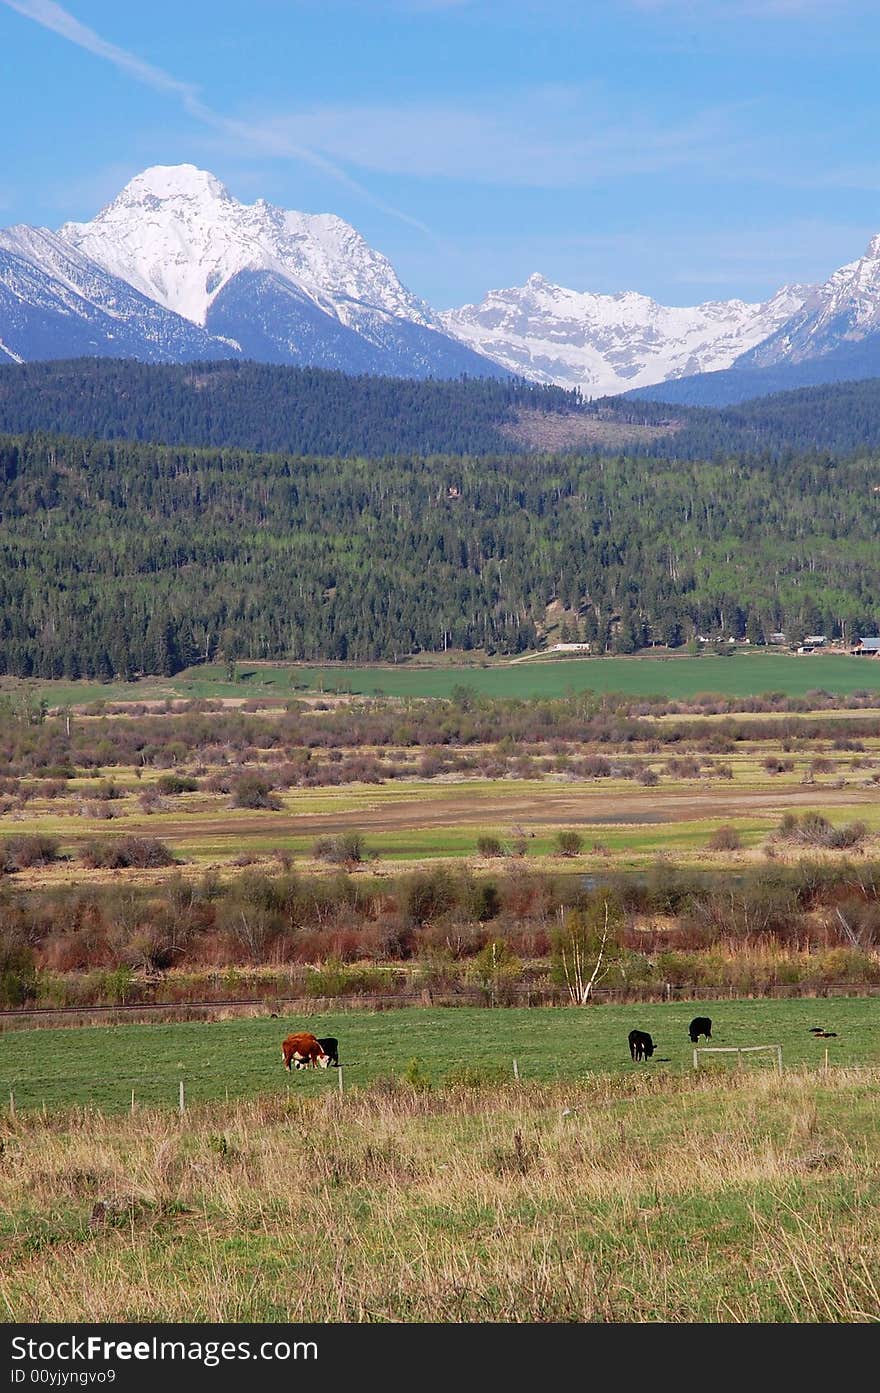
6, 651, 880, 708
2, 1062, 880, 1320
6, 766, 880, 881
0, 999, 872, 1115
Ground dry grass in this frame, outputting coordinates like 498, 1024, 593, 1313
2, 1069, 879, 1322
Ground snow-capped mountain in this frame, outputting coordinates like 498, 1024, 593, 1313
736, 234, 880, 370
61, 165, 432, 329
441, 274, 810, 396
57, 164, 505, 378
3, 162, 880, 393
0, 224, 235, 364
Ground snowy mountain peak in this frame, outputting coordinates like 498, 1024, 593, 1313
59, 163, 434, 330
114, 163, 232, 206
441, 275, 811, 395
865, 233, 880, 260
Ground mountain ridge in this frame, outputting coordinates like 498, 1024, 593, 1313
2, 163, 880, 392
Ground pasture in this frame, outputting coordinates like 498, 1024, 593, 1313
0, 999, 874, 1115
5, 651, 880, 708
2, 1061, 880, 1321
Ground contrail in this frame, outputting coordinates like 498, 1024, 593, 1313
2, 0, 436, 236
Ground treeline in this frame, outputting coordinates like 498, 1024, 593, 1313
0, 359, 599, 458
2, 860, 880, 1004
643, 376, 880, 462
7, 361, 880, 467
2, 431, 880, 676
3, 697, 880, 777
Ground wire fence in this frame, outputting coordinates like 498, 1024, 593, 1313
3, 978, 880, 1031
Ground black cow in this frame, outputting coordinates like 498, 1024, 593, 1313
295, 1036, 339, 1068
688, 1016, 712, 1043
629, 1029, 655, 1061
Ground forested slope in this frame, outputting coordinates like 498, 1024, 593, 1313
0, 359, 607, 458
1, 432, 878, 677
4, 359, 880, 464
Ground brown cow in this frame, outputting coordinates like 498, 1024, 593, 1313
281, 1032, 331, 1071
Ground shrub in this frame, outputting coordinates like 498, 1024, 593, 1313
402, 868, 458, 924
469, 880, 501, 922
773, 812, 867, 850
467, 938, 523, 1001
230, 775, 282, 810
707, 825, 742, 852
5, 835, 60, 869
304, 957, 395, 996
554, 830, 583, 858
476, 835, 504, 858
313, 832, 366, 866
157, 774, 199, 795
402, 1057, 432, 1092
0, 940, 37, 1006
78, 837, 177, 870
88, 779, 122, 801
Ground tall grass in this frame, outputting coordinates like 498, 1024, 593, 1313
2, 1070, 879, 1321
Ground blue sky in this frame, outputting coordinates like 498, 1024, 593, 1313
2, 0, 880, 308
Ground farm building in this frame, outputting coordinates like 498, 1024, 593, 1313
853, 636, 880, 655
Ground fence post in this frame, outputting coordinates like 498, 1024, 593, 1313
130, 1090, 135, 1116
693, 1049, 699, 1070
179, 1080, 185, 1114
513, 1058, 520, 1081
776, 1046, 783, 1075
338, 1066, 344, 1096
8, 1090, 14, 1116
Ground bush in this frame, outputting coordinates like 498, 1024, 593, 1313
773, 812, 867, 850
304, 957, 395, 997
88, 779, 122, 801
707, 825, 742, 852
402, 868, 458, 925
313, 832, 366, 866
5, 835, 60, 869
476, 835, 504, 857
0, 940, 37, 1006
230, 774, 282, 810
555, 830, 583, 858
157, 774, 199, 795
78, 837, 177, 870
402, 1057, 432, 1092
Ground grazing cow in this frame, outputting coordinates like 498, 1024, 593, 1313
688, 1016, 712, 1043
295, 1036, 339, 1069
281, 1032, 331, 1071
628, 1029, 655, 1061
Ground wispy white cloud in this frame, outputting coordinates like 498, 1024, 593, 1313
247, 90, 755, 188
0, 0, 434, 234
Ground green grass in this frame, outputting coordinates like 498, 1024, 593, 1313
283, 653, 880, 700
1, 999, 872, 1115
9, 651, 880, 708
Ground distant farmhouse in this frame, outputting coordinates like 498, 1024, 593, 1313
853, 636, 880, 656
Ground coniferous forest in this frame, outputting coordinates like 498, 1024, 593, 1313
1, 423, 878, 678
6, 360, 880, 461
